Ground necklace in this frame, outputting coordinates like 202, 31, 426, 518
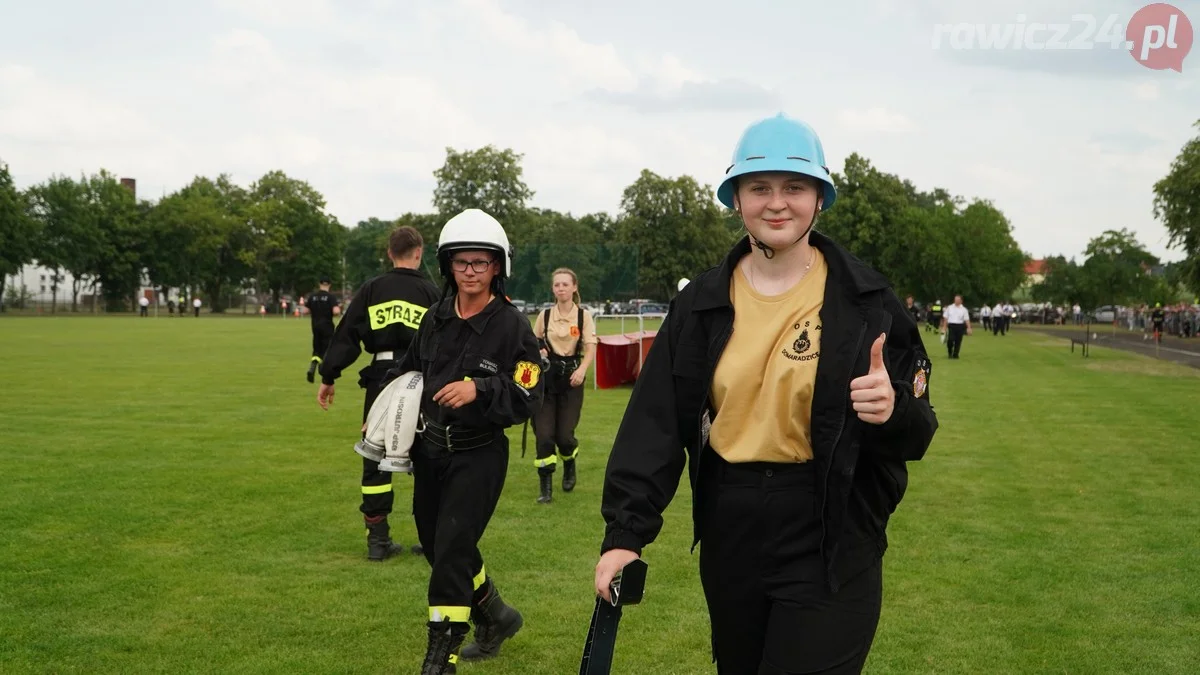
747, 246, 812, 294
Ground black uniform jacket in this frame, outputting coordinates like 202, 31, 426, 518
319, 268, 440, 386
305, 290, 339, 327
599, 232, 938, 591
385, 295, 545, 432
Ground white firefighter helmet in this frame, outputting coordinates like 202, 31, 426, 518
437, 209, 513, 279
677, 277, 690, 292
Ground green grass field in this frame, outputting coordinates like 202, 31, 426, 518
2, 316, 1198, 674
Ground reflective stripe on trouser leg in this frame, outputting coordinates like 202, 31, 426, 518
557, 447, 578, 461
360, 457, 394, 517
532, 389, 559, 469
415, 435, 508, 623
430, 606, 472, 623
474, 565, 487, 592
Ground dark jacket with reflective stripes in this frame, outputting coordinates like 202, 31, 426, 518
305, 290, 339, 327
385, 295, 545, 431
599, 232, 938, 591
319, 267, 441, 386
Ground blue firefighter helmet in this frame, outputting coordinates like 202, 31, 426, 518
716, 113, 837, 211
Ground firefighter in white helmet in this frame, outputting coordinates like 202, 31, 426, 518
380, 208, 544, 674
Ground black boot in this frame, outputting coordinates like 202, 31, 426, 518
365, 516, 404, 561
562, 457, 577, 492
421, 620, 468, 675
459, 578, 523, 661
306, 360, 317, 383
536, 470, 553, 504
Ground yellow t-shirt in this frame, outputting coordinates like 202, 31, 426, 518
708, 248, 828, 463
533, 303, 598, 356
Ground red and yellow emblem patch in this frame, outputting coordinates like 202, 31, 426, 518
913, 368, 927, 398
569, 325, 580, 338
514, 361, 541, 389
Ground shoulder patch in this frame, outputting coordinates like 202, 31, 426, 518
514, 361, 541, 389
913, 356, 931, 398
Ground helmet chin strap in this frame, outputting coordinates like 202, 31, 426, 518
745, 208, 821, 261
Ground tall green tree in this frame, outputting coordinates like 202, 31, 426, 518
1080, 228, 1158, 310
83, 170, 142, 311
432, 146, 534, 229
1032, 256, 1087, 307
949, 200, 1028, 304
150, 175, 256, 312
248, 171, 342, 306
1152, 119, 1200, 294
25, 175, 96, 312
344, 217, 395, 289
0, 161, 38, 310
615, 170, 735, 301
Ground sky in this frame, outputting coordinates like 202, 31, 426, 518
1, 0, 1198, 264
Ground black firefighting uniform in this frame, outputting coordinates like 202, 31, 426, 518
319, 268, 441, 519
927, 303, 943, 332
384, 295, 544, 626
305, 289, 340, 366
532, 306, 585, 473
1151, 308, 1166, 336
600, 233, 938, 674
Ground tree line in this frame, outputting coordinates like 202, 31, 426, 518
4, 121, 1196, 312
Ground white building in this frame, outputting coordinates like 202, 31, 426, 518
4, 261, 98, 305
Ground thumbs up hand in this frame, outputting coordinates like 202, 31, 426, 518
850, 333, 895, 424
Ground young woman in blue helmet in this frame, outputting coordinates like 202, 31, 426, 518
594, 114, 938, 674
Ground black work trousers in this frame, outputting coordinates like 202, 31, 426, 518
946, 323, 966, 358
412, 433, 508, 622
312, 322, 334, 360
532, 381, 584, 471
359, 372, 395, 518
699, 454, 882, 675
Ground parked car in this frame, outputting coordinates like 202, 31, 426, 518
1091, 305, 1119, 323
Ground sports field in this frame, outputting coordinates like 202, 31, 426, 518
2, 317, 1198, 674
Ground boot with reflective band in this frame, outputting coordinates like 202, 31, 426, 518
459, 578, 524, 661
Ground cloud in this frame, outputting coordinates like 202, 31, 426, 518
212, 0, 334, 27
836, 107, 915, 133
588, 77, 782, 113
454, 0, 637, 93
1134, 80, 1161, 100
0, 64, 159, 148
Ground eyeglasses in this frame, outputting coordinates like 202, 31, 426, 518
451, 258, 494, 273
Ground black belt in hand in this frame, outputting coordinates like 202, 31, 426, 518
420, 419, 499, 452
579, 559, 648, 675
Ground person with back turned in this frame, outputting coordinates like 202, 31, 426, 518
305, 276, 341, 383
317, 226, 441, 561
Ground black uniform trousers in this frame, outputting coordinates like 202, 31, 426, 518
531, 380, 584, 471
359, 366, 396, 518
311, 322, 334, 361
412, 433, 508, 621
699, 453, 882, 675
946, 323, 966, 358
